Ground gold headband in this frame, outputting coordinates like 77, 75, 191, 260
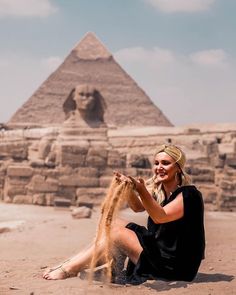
155, 145, 186, 170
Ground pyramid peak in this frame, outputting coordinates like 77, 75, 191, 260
72, 32, 112, 60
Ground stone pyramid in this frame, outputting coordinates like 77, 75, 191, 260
8, 32, 172, 127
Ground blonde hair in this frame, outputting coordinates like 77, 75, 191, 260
146, 144, 191, 205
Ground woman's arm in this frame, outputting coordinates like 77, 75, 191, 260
129, 177, 184, 224
127, 189, 145, 212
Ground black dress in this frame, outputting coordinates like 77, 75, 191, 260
123, 185, 205, 285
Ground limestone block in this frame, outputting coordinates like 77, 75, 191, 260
107, 150, 126, 168
5, 185, 27, 197
76, 187, 107, 205
0, 142, 28, 160
219, 193, 236, 211
30, 159, 45, 168
186, 167, 215, 183
86, 148, 108, 167
136, 168, 153, 179
0, 176, 4, 187
54, 197, 71, 207
59, 175, 99, 187
27, 175, 58, 192
225, 153, 236, 168
28, 142, 39, 161
58, 143, 89, 167
3, 195, 12, 203
33, 194, 46, 205
13, 195, 33, 204
99, 176, 113, 187
71, 207, 92, 219
218, 143, 234, 155
45, 194, 55, 206
40, 166, 72, 179
38, 139, 52, 159
127, 154, 151, 169
7, 165, 33, 177
191, 174, 215, 183
76, 167, 99, 178
219, 180, 234, 191
56, 186, 76, 200
197, 184, 218, 204
214, 154, 225, 168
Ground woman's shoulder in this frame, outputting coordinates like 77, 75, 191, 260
174, 185, 201, 196
172, 185, 203, 205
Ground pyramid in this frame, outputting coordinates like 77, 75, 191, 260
8, 32, 172, 127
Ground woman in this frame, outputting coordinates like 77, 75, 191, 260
43, 145, 205, 285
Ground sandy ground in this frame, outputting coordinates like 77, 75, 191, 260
0, 202, 235, 295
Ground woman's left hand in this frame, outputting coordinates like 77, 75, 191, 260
128, 176, 146, 194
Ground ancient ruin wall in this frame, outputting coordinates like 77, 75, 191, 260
1, 124, 236, 211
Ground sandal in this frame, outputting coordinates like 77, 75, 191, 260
43, 261, 77, 280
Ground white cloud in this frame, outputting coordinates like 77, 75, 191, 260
0, 0, 58, 18
190, 49, 228, 67
145, 0, 215, 13
115, 46, 175, 65
114, 46, 236, 125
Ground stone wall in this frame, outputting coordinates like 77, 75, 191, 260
1, 124, 236, 211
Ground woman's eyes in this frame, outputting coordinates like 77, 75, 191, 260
154, 161, 171, 166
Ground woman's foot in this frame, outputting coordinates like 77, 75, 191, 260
43, 263, 77, 280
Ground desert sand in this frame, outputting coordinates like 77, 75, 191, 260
0, 202, 235, 295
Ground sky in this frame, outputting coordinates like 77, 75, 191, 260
0, 0, 236, 126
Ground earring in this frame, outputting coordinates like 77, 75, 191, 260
175, 172, 181, 185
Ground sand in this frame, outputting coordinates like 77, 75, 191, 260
0, 202, 235, 295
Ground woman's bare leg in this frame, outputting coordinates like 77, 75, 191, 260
43, 239, 106, 280
43, 218, 143, 280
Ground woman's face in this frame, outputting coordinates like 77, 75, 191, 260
153, 152, 180, 184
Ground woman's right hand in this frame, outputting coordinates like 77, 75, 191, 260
113, 171, 132, 183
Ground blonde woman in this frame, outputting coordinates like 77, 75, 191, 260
43, 145, 205, 285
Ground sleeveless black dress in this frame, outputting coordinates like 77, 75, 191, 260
123, 185, 205, 285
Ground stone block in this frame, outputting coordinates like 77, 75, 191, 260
56, 186, 76, 200
0, 142, 28, 160
54, 197, 71, 207
219, 180, 234, 191
45, 194, 55, 206
5, 185, 27, 197
30, 160, 45, 168
27, 175, 58, 192
127, 154, 151, 169
33, 194, 46, 205
59, 175, 99, 187
58, 143, 89, 167
7, 165, 33, 177
13, 195, 33, 204
225, 153, 236, 169
76, 167, 99, 178
76, 187, 107, 206
107, 151, 126, 168
99, 176, 113, 188
197, 184, 218, 204
86, 148, 108, 167
38, 140, 52, 159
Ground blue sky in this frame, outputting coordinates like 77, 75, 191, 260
0, 0, 235, 126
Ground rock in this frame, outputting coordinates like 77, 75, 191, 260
71, 206, 92, 219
